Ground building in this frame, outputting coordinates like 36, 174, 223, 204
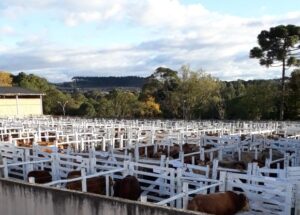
0, 87, 44, 116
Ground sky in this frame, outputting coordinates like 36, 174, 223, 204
0, 0, 299, 82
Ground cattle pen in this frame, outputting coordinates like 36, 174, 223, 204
0, 116, 300, 215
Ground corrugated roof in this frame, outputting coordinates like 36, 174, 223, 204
0, 87, 44, 96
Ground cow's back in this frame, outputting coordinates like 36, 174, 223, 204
66, 171, 108, 195
114, 175, 141, 201
27, 170, 52, 184
187, 191, 246, 215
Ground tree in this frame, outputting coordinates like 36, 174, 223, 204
179, 65, 221, 119
72, 91, 87, 107
13, 72, 74, 115
139, 96, 161, 118
286, 69, 300, 119
141, 67, 181, 118
107, 90, 140, 118
240, 82, 278, 120
95, 97, 115, 118
0, 71, 13, 86
77, 102, 96, 117
250, 25, 300, 120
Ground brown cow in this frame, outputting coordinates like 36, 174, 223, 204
233, 151, 257, 164
218, 161, 247, 171
187, 191, 249, 215
66, 171, 113, 195
259, 149, 283, 164
27, 170, 52, 184
169, 143, 197, 159
113, 175, 141, 201
169, 144, 181, 158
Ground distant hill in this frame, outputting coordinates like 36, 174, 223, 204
56, 76, 148, 92
54, 75, 284, 94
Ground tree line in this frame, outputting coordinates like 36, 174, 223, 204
0, 66, 298, 120
61, 76, 147, 88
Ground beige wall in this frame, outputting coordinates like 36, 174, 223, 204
0, 97, 42, 116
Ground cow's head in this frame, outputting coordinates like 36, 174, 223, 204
238, 193, 250, 212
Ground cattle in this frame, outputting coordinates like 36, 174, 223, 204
27, 170, 52, 184
187, 191, 249, 215
0, 135, 9, 142
66, 171, 113, 195
169, 144, 181, 159
149, 150, 166, 159
17, 139, 33, 148
259, 149, 283, 161
232, 149, 284, 169
251, 159, 265, 168
38, 141, 54, 146
169, 143, 198, 159
192, 160, 211, 176
113, 175, 141, 201
218, 161, 247, 171
205, 132, 220, 137
125, 145, 157, 158
233, 151, 257, 164
145, 146, 165, 158
41, 148, 54, 153
182, 143, 194, 154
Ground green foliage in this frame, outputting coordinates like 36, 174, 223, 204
14, 73, 73, 115
106, 90, 140, 118
95, 97, 115, 118
10, 65, 298, 121
77, 102, 96, 117
286, 69, 300, 119
250, 25, 300, 66
179, 65, 222, 119
142, 67, 181, 118
71, 91, 87, 107
142, 65, 222, 119
241, 82, 278, 120
0, 71, 13, 86
225, 80, 279, 120
250, 24, 300, 120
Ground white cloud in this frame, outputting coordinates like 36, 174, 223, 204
0, 26, 15, 35
0, 1, 300, 81
63, 2, 125, 26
